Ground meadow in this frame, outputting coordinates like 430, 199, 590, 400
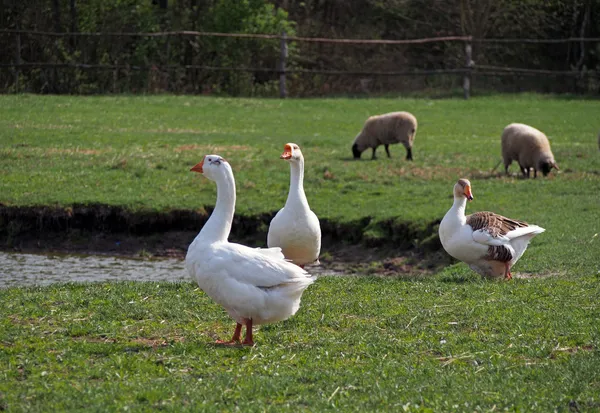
0, 94, 599, 411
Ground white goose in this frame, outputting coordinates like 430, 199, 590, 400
267, 143, 321, 268
439, 178, 545, 279
185, 154, 315, 346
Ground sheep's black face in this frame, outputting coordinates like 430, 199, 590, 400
539, 161, 552, 176
352, 143, 362, 159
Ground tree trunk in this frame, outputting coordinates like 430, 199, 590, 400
575, 2, 590, 72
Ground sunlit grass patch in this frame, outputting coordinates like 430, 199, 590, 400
0, 95, 599, 410
0, 276, 598, 411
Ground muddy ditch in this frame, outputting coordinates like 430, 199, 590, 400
0, 204, 452, 277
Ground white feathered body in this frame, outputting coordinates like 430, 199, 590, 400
186, 239, 313, 325
268, 203, 321, 267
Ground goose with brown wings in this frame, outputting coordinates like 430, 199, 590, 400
439, 179, 545, 279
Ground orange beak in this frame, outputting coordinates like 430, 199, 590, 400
190, 157, 205, 173
464, 185, 474, 201
280, 144, 292, 160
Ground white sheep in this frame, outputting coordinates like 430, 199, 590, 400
501, 123, 559, 178
351, 111, 417, 160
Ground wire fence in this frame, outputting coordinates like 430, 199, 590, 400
1, 29, 599, 97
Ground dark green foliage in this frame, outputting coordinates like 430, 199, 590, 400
1, 0, 295, 95
200, 0, 296, 95
1, 0, 599, 95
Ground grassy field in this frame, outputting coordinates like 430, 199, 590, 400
1, 93, 599, 269
1, 94, 600, 411
1, 276, 599, 412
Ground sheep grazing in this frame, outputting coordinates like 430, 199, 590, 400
351, 111, 417, 160
501, 123, 559, 178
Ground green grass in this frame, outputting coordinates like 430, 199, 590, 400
1, 94, 600, 411
1, 94, 598, 220
1, 93, 599, 270
1, 276, 599, 412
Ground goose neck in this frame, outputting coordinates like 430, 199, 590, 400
200, 170, 236, 242
285, 159, 309, 208
450, 195, 468, 224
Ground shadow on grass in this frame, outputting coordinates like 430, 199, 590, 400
434, 267, 484, 284
207, 342, 253, 350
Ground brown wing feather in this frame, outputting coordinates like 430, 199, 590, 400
466, 211, 529, 238
467, 211, 529, 263
484, 245, 513, 263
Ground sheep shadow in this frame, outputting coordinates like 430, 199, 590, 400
471, 171, 557, 180
338, 156, 387, 162
337, 156, 403, 162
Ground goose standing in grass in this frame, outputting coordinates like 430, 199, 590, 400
268, 143, 321, 268
439, 178, 545, 279
185, 155, 315, 346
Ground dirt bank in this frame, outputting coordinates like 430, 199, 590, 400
0, 204, 451, 276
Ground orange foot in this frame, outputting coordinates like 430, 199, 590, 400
242, 319, 254, 346
504, 263, 513, 280
215, 323, 242, 345
241, 339, 255, 347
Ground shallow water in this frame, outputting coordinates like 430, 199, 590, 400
0, 251, 189, 288
0, 251, 341, 288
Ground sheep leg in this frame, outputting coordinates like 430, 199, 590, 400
216, 323, 243, 345
242, 319, 254, 346
385, 144, 391, 158
371, 147, 377, 159
405, 147, 413, 161
519, 165, 528, 178
533, 169, 538, 179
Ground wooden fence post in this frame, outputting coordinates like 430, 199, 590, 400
463, 39, 472, 100
278, 30, 288, 98
113, 66, 118, 94
14, 30, 22, 93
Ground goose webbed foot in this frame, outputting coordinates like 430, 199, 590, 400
216, 322, 243, 345
242, 319, 254, 346
504, 263, 513, 280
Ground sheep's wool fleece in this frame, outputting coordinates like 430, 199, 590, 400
501, 123, 554, 163
354, 111, 417, 149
